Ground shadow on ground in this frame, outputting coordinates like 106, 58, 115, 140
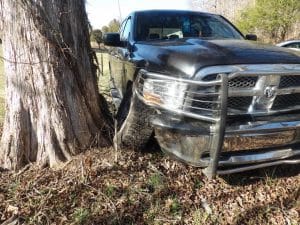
221, 164, 300, 186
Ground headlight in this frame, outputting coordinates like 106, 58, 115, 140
141, 78, 188, 110
135, 70, 225, 122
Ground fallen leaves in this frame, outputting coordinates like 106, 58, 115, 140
0, 148, 299, 225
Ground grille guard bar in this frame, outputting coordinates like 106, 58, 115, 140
135, 68, 300, 178
204, 75, 228, 178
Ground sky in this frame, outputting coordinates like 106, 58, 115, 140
86, 0, 191, 29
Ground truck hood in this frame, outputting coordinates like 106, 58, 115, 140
135, 39, 300, 77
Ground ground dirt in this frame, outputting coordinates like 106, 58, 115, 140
0, 147, 299, 225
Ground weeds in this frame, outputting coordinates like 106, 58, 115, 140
193, 178, 204, 189
264, 167, 277, 187
143, 201, 161, 224
191, 208, 211, 225
167, 197, 181, 215
105, 184, 117, 197
72, 208, 90, 225
147, 172, 165, 192
7, 179, 20, 199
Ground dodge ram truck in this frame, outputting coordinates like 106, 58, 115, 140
103, 10, 300, 178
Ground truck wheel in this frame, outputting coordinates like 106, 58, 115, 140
114, 84, 154, 150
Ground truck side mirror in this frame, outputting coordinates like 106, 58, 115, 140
245, 34, 258, 41
103, 33, 121, 47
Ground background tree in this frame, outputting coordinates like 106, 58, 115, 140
101, 19, 121, 34
189, 0, 255, 22
236, 0, 300, 42
0, 0, 112, 170
91, 29, 103, 48
108, 19, 121, 33
101, 25, 109, 34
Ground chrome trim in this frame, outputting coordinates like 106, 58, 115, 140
152, 115, 300, 136
226, 120, 300, 135
217, 148, 300, 166
229, 70, 300, 78
229, 87, 300, 97
195, 64, 300, 79
217, 159, 300, 175
137, 78, 220, 98
203, 74, 228, 178
146, 71, 222, 86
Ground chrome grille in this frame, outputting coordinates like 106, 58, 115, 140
272, 93, 300, 110
279, 76, 300, 88
228, 97, 252, 110
191, 96, 215, 110
228, 77, 257, 88
189, 95, 218, 115
199, 76, 257, 113
197, 66, 300, 115
204, 75, 258, 89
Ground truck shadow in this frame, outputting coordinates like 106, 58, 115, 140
142, 135, 162, 153
220, 164, 300, 186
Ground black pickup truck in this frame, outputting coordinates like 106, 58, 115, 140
103, 10, 300, 178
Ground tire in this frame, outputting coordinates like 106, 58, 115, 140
114, 83, 154, 150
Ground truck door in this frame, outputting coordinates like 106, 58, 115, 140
109, 20, 126, 99
118, 16, 135, 96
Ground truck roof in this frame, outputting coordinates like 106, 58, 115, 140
132, 9, 217, 17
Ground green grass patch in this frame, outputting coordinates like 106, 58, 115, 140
72, 208, 90, 225
104, 184, 117, 197
148, 172, 165, 191
169, 197, 181, 215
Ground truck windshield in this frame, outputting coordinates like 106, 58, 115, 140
135, 12, 243, 41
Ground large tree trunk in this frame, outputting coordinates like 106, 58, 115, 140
0, 0, 112, 170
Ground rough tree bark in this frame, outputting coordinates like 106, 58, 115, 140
0, 0, 112, 170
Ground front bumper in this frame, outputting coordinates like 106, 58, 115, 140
152, 114, 300, 176
135, 66, 300, 178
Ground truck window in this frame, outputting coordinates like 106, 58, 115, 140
285, 43, 300, 49
120, 17, 131, 42
135, 12, 243, 41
